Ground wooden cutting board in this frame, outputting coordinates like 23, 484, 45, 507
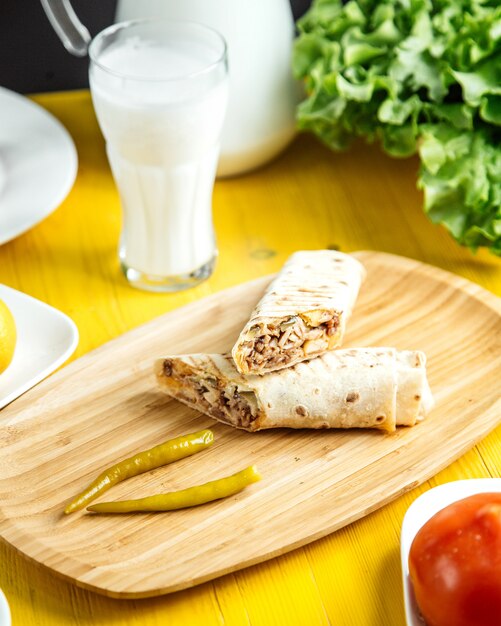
0, 251, 500, 598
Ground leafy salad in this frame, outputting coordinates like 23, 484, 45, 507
293, 0, 501, 255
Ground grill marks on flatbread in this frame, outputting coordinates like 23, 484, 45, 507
155, 348, 434, 433
154, 251, 433, 432
231, 251, 366, 375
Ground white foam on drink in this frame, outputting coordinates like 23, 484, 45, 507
100, 37, 210, 77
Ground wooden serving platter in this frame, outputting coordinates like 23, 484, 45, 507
1, 251, 500, 598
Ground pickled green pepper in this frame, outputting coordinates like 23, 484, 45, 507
87, 465, 261, 513
64, 429, 214, 514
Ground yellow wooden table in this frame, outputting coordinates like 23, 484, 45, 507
1, 90, 500, 626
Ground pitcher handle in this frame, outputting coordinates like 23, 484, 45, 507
40, 0, 91, 57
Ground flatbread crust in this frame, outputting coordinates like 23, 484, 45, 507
155, 348, 433, 433
231, 250, 366, 375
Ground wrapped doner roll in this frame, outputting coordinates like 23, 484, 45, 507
155, 348, 434, 433
231, 250, 366, 375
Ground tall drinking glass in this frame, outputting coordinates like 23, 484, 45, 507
89, 20, 228, 292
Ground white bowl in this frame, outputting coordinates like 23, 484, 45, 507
400, 479, 501, 626
0, 589, 11, 626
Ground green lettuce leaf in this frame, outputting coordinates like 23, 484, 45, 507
293, 0, 501, 255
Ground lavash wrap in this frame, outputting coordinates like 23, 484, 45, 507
231, 250, 366, 375
155, 347, 433, 433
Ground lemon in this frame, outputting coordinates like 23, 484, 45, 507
0, 298, 16, 374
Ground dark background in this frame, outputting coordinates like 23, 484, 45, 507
0, 0, 312, 94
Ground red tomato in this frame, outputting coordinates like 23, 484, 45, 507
409, 492, 501, 626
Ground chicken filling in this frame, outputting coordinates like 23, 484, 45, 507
162, 360, 259, 429
240, 313, 340, 372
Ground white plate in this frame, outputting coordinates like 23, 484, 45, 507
0, 284, 79, 410
0, 589, 10, 626
0, 86, 77, 245
401, 479, 501, 626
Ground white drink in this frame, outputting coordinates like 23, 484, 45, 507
89, 22, 228, 289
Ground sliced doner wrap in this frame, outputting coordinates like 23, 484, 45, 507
155, 348, 433, 433
231, 250, 366, 375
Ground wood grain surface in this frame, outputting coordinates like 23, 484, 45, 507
1, 251, 500, 599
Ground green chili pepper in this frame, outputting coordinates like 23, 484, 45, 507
64, 429, 214, 514
86, 465, 261, 514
